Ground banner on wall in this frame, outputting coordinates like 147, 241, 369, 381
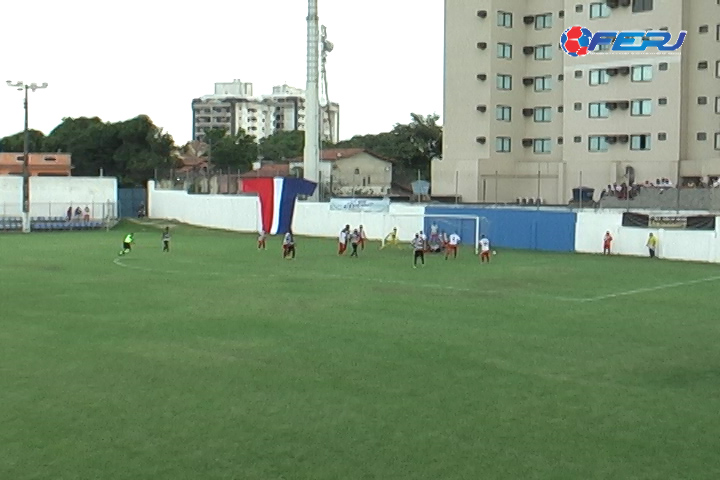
329, 198, 390, 213
622, 212, 715, 231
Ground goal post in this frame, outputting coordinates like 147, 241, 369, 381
379, 213, 489, 254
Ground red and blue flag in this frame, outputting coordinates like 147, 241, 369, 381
241, 177, 317, 235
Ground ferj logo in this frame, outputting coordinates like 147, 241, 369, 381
560, 26, 686, 56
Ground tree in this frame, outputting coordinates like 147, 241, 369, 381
0, 129, 46, 153
204, 128, 257, 171
258, 130, 305, 161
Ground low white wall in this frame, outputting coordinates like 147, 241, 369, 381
575, 210, 720, 263
147, 181, 424, 240
0, 176, 118, 218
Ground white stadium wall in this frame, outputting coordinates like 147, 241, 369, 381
147, 181, 424, 241
575, 210, 720, 263
0, 176, 118, 218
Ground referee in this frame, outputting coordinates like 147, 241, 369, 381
412, 233, 425, 268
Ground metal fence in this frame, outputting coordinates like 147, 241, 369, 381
0, 202, 117, 220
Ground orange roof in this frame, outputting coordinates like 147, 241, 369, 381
240, 163, 290, 178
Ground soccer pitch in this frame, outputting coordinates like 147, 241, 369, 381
2, 221, 720, 479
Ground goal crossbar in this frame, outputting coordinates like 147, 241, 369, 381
381, 213, 487, 254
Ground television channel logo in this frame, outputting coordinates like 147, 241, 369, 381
560, 26, 686, 57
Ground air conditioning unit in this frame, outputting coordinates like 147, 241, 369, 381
522, 77, 534, 86
606, 102, 618, 110
477, 42, 487, 50
522, 108, 534, 117
523, 46, 535, 55
607, 68, 619, 76
606, 136, 618, 144
523, 15, 535, 24
606, 0, 619, 7
476, 73, 487, 81
476, 136, 487, 144
619, 66, 630, 75
619, 0, 630, 6
618, 135, 629, 143
476, 105, 487, 112
477, 10, 487, 18
618, 101, 630, 109
522, 138, 533, 147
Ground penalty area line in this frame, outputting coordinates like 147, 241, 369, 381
578, 275, 720, 302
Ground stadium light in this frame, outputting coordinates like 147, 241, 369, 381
6, 80, 49, 233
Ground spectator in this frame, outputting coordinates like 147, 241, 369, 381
66, 206, 72, 221
74, 207, 82, 221
83, 206, 90, 221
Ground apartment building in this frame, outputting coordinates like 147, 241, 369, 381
434, 0, 720, 204
192, 80, 340, 144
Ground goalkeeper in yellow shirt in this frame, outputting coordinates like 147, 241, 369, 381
380, 227, 402, 249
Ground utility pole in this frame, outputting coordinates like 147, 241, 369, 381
6, 80, 48, 233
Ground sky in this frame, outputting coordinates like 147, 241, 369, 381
0, 0, 444, 146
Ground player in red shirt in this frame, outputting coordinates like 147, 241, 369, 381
358, 225, 367, 250
338, 225, 350, 255
603, 231, 613, 255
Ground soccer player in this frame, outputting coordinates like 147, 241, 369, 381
119, 233, 134, 256
338, 225, 349, 255
430, 222, 439, 243
479, 235, 491, 263
646, 233, 658, 258
603, 231, 613, 255
350, 229, 361, 257
283, 230, 296, 259
412, 233, 426, 268
162, 227, 170, 253
258, 229, 266, 250
381, 227, 401, 249
445, 232, 461, 259
358, 225, 367, 250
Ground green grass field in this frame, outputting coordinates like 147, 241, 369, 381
2, 221, 720, 479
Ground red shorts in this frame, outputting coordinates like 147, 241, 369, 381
447, 245, 457, 252
604, 243, 611, 249
481, 250, 490, 257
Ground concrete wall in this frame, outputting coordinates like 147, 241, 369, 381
575, 210, 720, 263
0, 176, 118, 218
147, 181, 424, 240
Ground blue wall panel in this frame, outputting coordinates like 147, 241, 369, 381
423, 206, 577, 252
118, 188, 146, 218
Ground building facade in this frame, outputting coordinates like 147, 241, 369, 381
435, 0, 720, 204
0, 153, 72, 176
192, 80, 340, 144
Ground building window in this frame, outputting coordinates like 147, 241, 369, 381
534, 107, 552, 122
534, 44, 553, 60
700, 25, 709, 33
575, 70, 583, 78
715, 133, 720, 150
535, 13, 552, 29
589, 69, 609, 85
699, 96, 708, 105
574, 102, 582, 111
589, 136, 609, 152
630, 134, 651, 150
632, 0, 653, 12
589, 102, 610, 118
574, 136, 582, 143
497, 74, 512, 90
498, 11, 513, 27
659, 62, 668, 71
496, 105, 512, 121
716, 24, 720, 41
658, 132, 667, 141
589, 2, 610, 18
533, 138, 552, 154
715, 96, 720, 113
576, 4, 584, 13
697, 132, 707, 141
534, 76, 552, 92
699, 61, 708, 70
716, 60, 720, 77
558, 105, 564, 113
496, 137, 511, 152
659, 97, 668, 105
631, 65, 652, 82
497, 42, 513, 59
631, 99, 652, 116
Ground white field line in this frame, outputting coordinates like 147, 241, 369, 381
112, 258, 575, 302
578, 275, 720, 302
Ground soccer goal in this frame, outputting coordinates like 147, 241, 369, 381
380, 213, 489, 254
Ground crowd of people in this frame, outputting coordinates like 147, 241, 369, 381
66, 206, 91, 222
600, 176, 720, 201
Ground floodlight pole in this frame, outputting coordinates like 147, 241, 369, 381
6, 80, 48, 233
304, 0, 321, 201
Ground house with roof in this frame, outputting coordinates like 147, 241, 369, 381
244, 149, 394, 196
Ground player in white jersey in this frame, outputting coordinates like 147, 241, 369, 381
430, 222, 439, 243
283, 230, 295, 259
479, 235, 491, 263
358, 225, 367, 250
257, 229, 266, 250
445, 233, 461, 259
412, 233, 426, 268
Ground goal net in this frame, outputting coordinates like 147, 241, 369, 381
379, 213, 489, 254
